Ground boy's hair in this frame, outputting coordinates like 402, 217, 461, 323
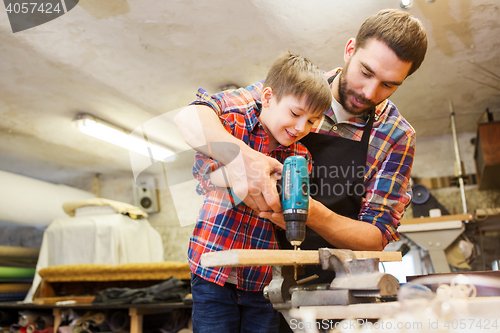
263, 51, 332, 115
355, 9, 427, 77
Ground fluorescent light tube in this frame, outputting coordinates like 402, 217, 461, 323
74, 114, 174, 162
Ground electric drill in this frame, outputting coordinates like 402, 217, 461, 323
281, 156, 309, 250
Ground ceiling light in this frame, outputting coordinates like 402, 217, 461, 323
400, 0, 413, 9
73, 114, 174, 162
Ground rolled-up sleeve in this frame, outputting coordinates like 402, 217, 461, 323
192, 152, 224, 195
359, 131, 415, 247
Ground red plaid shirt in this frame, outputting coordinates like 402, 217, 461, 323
188, 88, 312, 291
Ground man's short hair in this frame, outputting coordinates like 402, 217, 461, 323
264, 51, 332, 115
355, 9, 428, 77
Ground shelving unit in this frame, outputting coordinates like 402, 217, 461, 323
475, 121, 500, 190
0, 301, 191, 333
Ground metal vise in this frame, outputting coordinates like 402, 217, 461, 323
263, 248, 399, 310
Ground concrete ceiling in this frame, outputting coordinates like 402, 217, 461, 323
0, 0, 499, 186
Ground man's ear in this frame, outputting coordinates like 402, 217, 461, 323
344, 38, 356, 63
261, 87, 273, 108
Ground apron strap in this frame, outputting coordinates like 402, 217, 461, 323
361, 108, 375, 143
327, 73, 337, 85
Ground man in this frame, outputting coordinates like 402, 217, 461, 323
175, 9, 427, 254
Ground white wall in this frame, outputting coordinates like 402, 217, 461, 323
98, 173, 195, 262
411, 132, 477, 179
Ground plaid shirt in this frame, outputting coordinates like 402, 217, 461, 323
188, 88, 312, 291
194, 69, 415, 247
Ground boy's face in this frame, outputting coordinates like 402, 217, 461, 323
260, 88, 322, 148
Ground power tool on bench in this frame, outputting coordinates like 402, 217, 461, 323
281, 156, 309, 251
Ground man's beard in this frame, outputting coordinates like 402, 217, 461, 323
338, 65, 376, 117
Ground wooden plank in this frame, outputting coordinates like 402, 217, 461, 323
398, 220, 463, 233
33, 296, 95, 305
201, 249, 401, 268
129, 307, 176, 316
400, 213, 472, 225
475, 208, 500, 218
350, 251, 401, 262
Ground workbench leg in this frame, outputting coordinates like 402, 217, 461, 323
52, 308, 62, 333
428, 249, 451, 273
129, 308, 143, 333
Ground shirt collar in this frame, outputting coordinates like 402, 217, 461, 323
246, 106, 262, 132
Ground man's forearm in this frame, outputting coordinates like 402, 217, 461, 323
306, 199, 384, 251
209, 167, 230, 187
174, 104, 253, 164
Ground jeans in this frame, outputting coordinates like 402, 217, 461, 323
191, 274, 279, 333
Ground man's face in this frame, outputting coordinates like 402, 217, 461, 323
338, 38, 412, 116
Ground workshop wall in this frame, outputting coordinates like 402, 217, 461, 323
147, 184, 194, 263
97, 174, 193, 263
411, 132, 476, 179
408, 131, 500, 217
404, 185, 500, 218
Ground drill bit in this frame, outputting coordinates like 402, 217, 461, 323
293, 246, 299, 280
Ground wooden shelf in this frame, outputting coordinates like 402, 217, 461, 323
475, 121, 500, 190
0, 301, 191, 333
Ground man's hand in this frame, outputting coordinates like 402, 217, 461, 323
258, 211, 285, 229
226, 146, 283, 213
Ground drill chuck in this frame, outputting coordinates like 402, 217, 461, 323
285, 219, 306, 246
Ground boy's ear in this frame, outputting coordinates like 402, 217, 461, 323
261, 87, 273, 108
344, 38, 356, 63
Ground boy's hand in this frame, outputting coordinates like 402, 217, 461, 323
226, 146, 283, 213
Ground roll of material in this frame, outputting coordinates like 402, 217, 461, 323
106, 311, 129, 332
0, 266, 36, 279
0, 245, 39, 260
0, 245, 39, 268
0, 170, 95, 226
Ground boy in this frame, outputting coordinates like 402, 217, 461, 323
188, 51, 332, 333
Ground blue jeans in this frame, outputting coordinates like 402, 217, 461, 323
191, 274, 279, 333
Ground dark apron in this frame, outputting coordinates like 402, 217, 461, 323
276, 76, 375, 284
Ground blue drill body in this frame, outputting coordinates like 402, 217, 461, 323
281, 156, 309, 247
